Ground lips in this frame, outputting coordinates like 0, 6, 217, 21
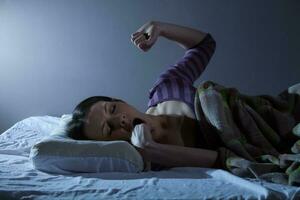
120, 118, 144, 134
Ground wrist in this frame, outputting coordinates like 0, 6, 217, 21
144, 140, 158, 150
153, 21, 166, 37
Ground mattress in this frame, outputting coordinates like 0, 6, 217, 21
0, 116, 299, 200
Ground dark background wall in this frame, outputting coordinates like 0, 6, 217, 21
0, 0, 299, 133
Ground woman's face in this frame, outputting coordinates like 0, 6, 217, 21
83, 100, 143, 141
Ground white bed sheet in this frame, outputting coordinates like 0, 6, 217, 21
0, 116, 299, 200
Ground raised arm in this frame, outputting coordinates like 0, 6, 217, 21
131, 21, 216, 85
131, 22, 218, 168
157, 21, 208, 50
131, 20, 211, 50
157, 21, 216, 85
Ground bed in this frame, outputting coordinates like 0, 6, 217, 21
0, 115, 299, 199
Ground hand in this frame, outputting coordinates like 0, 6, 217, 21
130, 21, 161, 52
131, 124, 153, 171
134, 146, 152, 171
130, 123, 154, 149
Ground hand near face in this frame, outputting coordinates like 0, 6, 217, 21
130, 123, 153, 171
130, 123, 153, 149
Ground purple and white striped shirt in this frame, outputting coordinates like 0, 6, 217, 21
147, 33, 216, 115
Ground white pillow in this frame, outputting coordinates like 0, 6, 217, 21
288, 82, 300, 95
29, 114, 144, 174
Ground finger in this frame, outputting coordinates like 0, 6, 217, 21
131, 32, 142, 39
141, 124, 151, 135
138, 43, 148, 51
133, 35, 147, 46
138, 41, 152, 52
131, 33, 140, 43
132, 32, 150, 43
131, 33, 144, 43
138, 42, 150, 51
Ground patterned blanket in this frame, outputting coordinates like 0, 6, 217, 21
194, 81, 300, 186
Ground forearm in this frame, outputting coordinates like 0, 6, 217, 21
143, 142, 218, 168
156, 21, 208, 50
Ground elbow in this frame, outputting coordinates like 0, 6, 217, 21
207, 34, 217, 54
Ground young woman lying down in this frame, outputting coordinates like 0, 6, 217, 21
65, 21, 300, 184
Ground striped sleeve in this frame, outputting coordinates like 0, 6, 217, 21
158, 33, 216, 85
147, 33, 216, 110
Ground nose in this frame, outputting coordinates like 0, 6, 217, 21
120, 114, 126, 127
120, 114, 132, 131
109, 114, 131, 131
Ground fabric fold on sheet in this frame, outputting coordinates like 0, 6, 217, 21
194, 80, 300, 186
207, 169, 269, 198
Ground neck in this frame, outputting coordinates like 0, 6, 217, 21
141, 113, 183, 129
140, 113, 166, 131
139, 113, 184, 144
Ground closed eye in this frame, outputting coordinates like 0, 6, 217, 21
111, 104, 116, 114
107, 104, 116, 135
